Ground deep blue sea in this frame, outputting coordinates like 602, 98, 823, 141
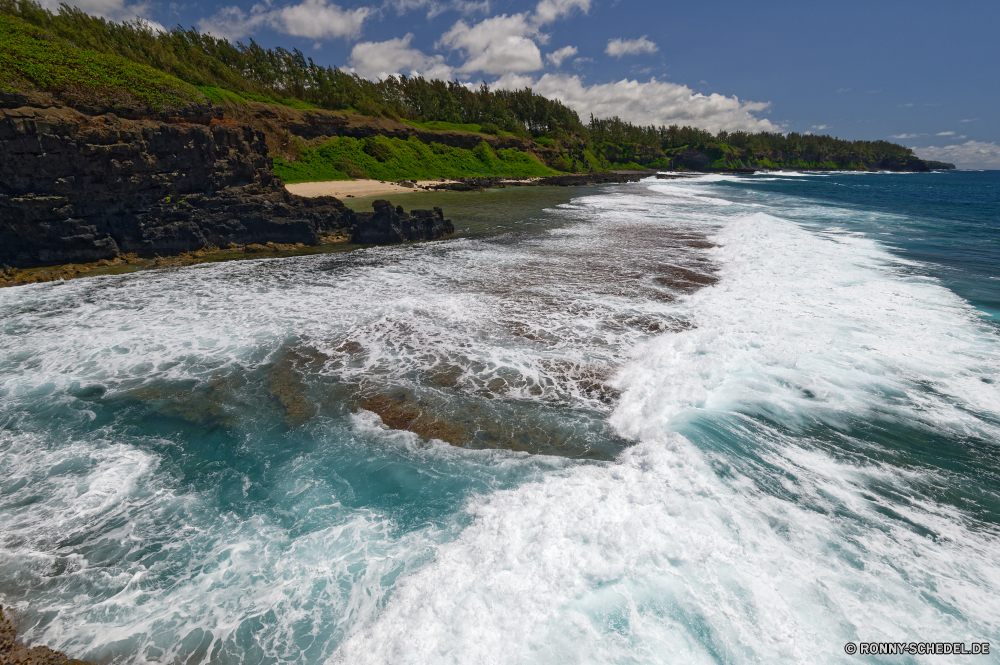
1, 170, 998, 664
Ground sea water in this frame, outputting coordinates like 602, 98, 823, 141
1, 171, 998, 664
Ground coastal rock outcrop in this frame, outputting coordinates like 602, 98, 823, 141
0, 605, 95, 665
350, 201, 454, 244
0, 101, 454, 269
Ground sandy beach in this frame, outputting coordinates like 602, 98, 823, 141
285, 179, 457, 198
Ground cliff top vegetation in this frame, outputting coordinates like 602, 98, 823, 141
0, 0, 951, 172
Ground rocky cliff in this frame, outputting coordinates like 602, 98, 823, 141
0, 98, 453, 269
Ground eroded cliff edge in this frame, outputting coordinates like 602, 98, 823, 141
0, 96, 453, 270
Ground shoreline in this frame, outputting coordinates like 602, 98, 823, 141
285, 178, 541, 198
1, 173, 654, 289
2, 167, 948, 290
1, 604, 96, 665
0, 237, 354, 288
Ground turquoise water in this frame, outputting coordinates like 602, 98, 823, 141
1, 171, 998, 664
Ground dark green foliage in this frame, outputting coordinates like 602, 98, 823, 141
586, 114, 921, 170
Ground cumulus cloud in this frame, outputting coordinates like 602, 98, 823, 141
198, 5, 267, 40
200, 0, 370, 41
278, 0, 370, 38
936, 131, 955, 136
437, 0, 590, 75
534, 0, 589, 24
546, 45, 577, 67
914, 141, 1000, 169
812, 124, 830, 131
349, 33, 454, 80
494, 73, 780, 133
959, 118, 979, 123
605, 36, 657, 57
438, 14, 543, 74
888, 133, 925, 139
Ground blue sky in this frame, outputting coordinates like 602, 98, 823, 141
47, 0, 999, 167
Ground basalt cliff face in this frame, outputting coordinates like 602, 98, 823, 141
0, 97, 453, 269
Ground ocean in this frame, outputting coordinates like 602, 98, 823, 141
1, 170, 998, 664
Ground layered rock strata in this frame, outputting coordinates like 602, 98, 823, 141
0, 102, 453, 269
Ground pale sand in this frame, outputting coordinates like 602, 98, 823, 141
285, 179, 456, 198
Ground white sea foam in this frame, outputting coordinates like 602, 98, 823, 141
3, 179, 999, 665
612, 212, 1000, 438
333, 192, 1000, 663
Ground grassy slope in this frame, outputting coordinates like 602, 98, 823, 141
274, 135, 558, 183
195, 85, 320, 111
0, 14, 564, 181
0, 14, 203, 110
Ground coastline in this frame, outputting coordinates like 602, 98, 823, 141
286, 179, 461, 198
285, 178, 548, 198
0, 605, 95, 665
1, 172, 651, 289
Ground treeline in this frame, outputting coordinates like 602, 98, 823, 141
587, 114, 916, 162
0, 0, 932, 171
0, 0, 582, 135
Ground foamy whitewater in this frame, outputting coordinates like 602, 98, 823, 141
1, 171, 998, 664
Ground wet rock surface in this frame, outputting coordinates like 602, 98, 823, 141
0, 605, 95, 665
350, 201, 454, 245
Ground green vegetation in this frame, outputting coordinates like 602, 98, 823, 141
274, 136, 557, 183
0, 14, 201, 110
0, 0, 582, 135
194, 85, 319, 110
0, 0, 944, 175
586, 116, 925, 171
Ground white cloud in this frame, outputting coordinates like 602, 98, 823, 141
534, 0, 589, 24
959, 118, 979, 122
349, 33, 454, 80
438, 14, 543, 74
200, 0, 370, 41
198, 5, 268, 40
812, 124, 830, 131
434, 0, 590, 76
278, 0, 370, 38
135, 17, 167, 32
546, 45, 577, 67
914, 141, 1000, 169
936, 131, 955, 136
494, 73, 780, 133
388, 0, 489, 18
605, 36, 657, 57
888, 133, 925, 139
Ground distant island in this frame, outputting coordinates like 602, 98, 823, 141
0, 1, 955, 283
